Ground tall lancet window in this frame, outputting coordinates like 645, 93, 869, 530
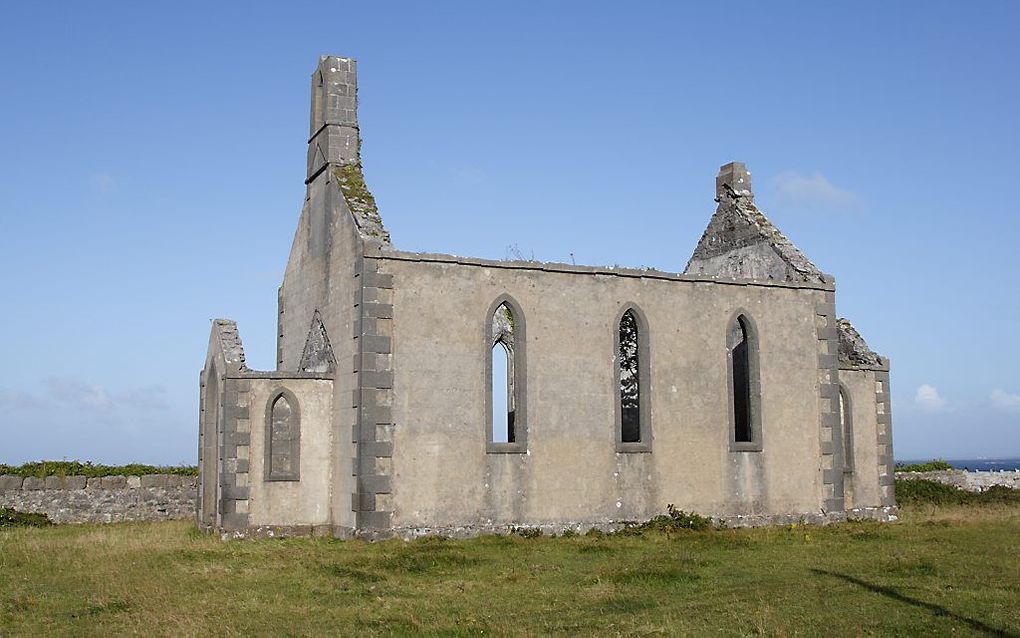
840, 385, 854, 473
265, 390, 301, 481
728, 313, 762, 451
487, 297, 526, 452
619, 310, 641, 443
615, 306, 651, 451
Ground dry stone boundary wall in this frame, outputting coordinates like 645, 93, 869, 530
898, 469, 1020, 492
0, 474, 196, 524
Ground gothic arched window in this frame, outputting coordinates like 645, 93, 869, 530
265, 390, 301, 481
487, 297, 526, 452
728, 312, 762, 451
616, 306, 651, 451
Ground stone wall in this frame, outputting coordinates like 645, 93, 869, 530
897, 470, 1020, 492
0, 474, 196, 524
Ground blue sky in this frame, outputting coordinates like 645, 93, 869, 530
1, 2, 1017, 464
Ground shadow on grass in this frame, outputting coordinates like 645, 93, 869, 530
810, 569, 1014, 637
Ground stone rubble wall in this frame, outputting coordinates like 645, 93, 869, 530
0, 474, 197, 524
897, 469, 1020, 492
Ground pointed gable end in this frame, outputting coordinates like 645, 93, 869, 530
837, 318, 885, 370
684, 162, 827, 284
299, 311, 337, 373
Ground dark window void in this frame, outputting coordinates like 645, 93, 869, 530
731, 316, 753, 443
840, 386, 854, 473
619, 309, 641, 443
491, 303, 517, 443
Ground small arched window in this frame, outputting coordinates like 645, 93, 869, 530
616, 306, 651, 451
839, 385, 854, 473
728, 312, 762, 451
265, 390, 300, 481
487, 297, 526, 452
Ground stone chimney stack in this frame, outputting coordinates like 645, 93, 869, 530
715, 161, 753, 201
306, 56, 360, 184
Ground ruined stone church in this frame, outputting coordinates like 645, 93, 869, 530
198, 55, 897, 538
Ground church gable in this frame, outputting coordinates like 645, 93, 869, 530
298, 311, 337, 373
685, 162, 826, 284
837, 318, 884, 369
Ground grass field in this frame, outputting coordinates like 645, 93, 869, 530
1, 500, 1018, 636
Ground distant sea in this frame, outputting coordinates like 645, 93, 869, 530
897, 458, 1020, 472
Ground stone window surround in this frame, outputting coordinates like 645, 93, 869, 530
613, 303, 653, 453
264, 387, 301, 482
484, 294, 528, 454
726, 309, 764, 453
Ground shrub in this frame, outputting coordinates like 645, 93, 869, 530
624, 504, 715, 535
0, 508, 53, 528
0, 461, 198, 478
895, 479, 1020, 506
895, 460, 953, 473
509, 526, 542, 539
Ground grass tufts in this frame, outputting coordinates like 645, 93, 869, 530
0, 460, 197, 478
0, 508, 53, 528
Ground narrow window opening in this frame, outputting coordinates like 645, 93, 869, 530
266, 392, 300, 481
491, 342, 512, 443
731, 316, 753, 443
840, 386, 854, 473
619, 309, 641, 443
490, 302, 518, 445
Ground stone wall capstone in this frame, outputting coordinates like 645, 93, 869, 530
897, 469, 1020, 492
0, 474, 196, 524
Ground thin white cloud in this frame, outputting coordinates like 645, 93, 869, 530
43, 377, 113, 411
915, 384, 948, 412
118, 385, 169, 411
771, 171, 860, 211
87, 172, 117, 193
990, 389, 1020, 411
2, 377, 169, 414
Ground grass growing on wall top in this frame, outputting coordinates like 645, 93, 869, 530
0, 461, 198, 478
1, 495, 1018, 635
895, 459, 954, 472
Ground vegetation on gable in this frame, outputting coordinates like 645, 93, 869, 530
333, 162, 389, 241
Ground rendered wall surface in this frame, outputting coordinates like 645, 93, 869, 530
279, 173, 362, 532
246, 377, 335, 527
380, 254, 831, 530
840, 368, 882, 509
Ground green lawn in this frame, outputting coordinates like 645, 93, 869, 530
1, 502, 1018, 636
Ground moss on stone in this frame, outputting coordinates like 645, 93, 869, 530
332, 162, 389, 243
